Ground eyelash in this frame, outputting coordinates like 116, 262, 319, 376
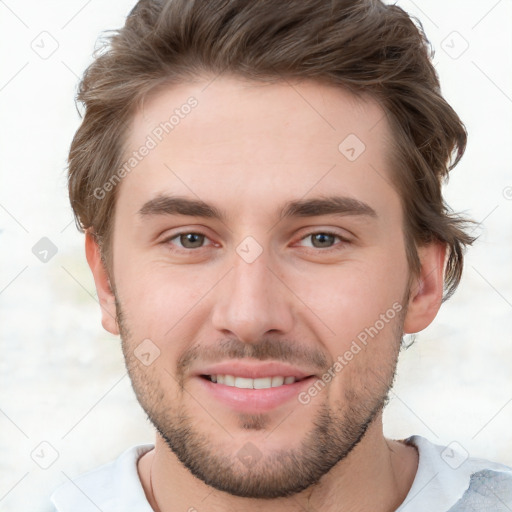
162, 230, 349, 253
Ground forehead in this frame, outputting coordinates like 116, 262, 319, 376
119, 75, 400, 224
129, 75, 389, 159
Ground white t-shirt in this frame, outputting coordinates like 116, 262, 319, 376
50, 435, 512, 511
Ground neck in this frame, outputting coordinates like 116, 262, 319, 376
138, 413, 418, 512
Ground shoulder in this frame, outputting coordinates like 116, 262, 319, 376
397, 435, 512, 512
50, 444, 154, 512
448, 467, 512, 510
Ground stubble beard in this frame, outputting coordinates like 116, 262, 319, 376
116, 295, 406, 499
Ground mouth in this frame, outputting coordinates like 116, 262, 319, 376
193, 361, 318, 413
200, 374, 311, 389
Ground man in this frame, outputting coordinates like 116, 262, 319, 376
51, 0, 512, 510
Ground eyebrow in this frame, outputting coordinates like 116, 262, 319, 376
138, 194, 377, 222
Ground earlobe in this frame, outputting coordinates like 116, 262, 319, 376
85, 231, 120, 336
403, 241, 447, 334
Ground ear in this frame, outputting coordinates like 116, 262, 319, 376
85, 231, 120, 336
403, 241, 447, 334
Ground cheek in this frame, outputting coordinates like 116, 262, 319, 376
114, 261, 216, 348
296, 254, 407, 340
321, 307, 404, 404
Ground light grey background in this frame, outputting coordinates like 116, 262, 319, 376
0, 1, 511, 511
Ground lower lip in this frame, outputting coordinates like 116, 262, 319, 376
195, 376, 316, 413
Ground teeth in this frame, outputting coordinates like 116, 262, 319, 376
209, 375, 298, 389
235, 377, 253, 389
271, 376, 284, 387
254, 377, 272, 389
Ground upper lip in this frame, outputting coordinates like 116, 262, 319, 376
195, 360, 316, 380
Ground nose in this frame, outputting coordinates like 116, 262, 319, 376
211, 245, 294, 343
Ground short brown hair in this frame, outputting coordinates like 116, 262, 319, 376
68, 0, 476, 301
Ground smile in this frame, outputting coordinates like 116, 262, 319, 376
202, 375, 307, 389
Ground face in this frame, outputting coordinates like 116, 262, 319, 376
90, 76, 442, 498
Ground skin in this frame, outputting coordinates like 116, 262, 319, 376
86, 75, 446, 511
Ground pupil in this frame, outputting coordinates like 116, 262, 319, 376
182, 233, 203, 248
314, 233, 333, 247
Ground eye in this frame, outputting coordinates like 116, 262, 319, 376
297, 231, 348, 250
162, 230, 348, 252
164, 232, 213, 250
